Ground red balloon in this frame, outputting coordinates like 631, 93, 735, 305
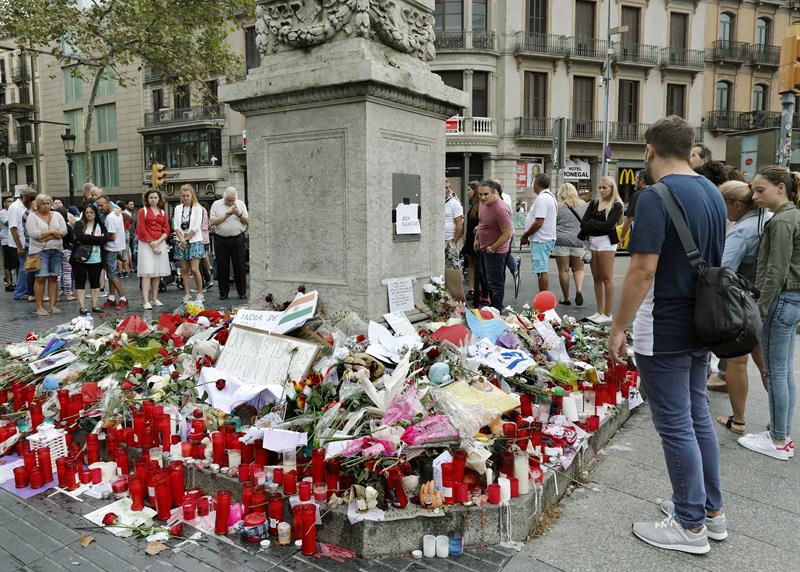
533, 291, 557, 313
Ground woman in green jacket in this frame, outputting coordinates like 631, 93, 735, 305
738, 166, 800, 461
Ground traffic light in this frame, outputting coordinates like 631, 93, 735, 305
151, 163, 167, 189
778, 24, 800, 94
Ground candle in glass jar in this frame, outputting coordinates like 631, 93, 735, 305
268, 493, 283, 535
90, 467, 102, 485
29, 402, 44, 432
487, 483, 501, 504
283, 470, 297, 495
36, 447, 52, 483
300, 504, 316, 555
227, 449, 241, 469
423, 534, 436, 557
241, 481, 254, 515
168, 461, 185, 506
313, 482, 327, 502
298, 480, 311, 502
215, 490, 233, 535
79, 465, 91, 485
13, 466, 29, 488
129, 475, 145, 511
23, 450, 37, 475
311, 448, 325, 484
514, 452, 530, 495
111, 476, 129, 498
273, 468, 284, 486
509, 476, 519, 498
435, 535, 449, 558
182, 498, 196, 520
282, 449, 297, 473
277, 522, 291, 545
196, 496, 211, 517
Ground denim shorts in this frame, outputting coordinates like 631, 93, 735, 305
103, 249, 127, 278
530, 240, 555, 274
34, 249, 64, 277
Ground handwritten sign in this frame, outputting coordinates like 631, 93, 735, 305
233, 291, 318, 334
383, 310, 419, 338
384, 277, 415, 313
215, 325, 320, 387
395, 203, 421, 235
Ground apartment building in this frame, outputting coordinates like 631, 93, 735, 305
0, 48, 41, 195
434, 0, 707, 204
702, 0, 800, 173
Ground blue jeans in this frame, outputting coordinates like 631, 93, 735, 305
478, 251, 507, 310
763, 291, 800, 441
14, 251, 29, 299
636, 350, 723, 529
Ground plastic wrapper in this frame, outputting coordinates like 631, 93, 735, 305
107, 339, 162, 370
333, 311, 369, 338
314, 401, 343, 439
339, 436, 397, 457
381, 385, 423, 426
191, 339, 221, 364
400, 414, 460, 446
338, 370, 366, 402
115, 315, 150, 336
430, 387, 501, 439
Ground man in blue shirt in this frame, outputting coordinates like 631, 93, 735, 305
608, 116, 727, 555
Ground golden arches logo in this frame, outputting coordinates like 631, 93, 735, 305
619, 168, 636, 186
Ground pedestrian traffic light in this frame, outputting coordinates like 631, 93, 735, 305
151, 163, 167, 189
778, 24, 800, 94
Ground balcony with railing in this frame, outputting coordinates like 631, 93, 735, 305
8, 141, 35, 158
516, 118, 653, 143
750, 44, 780, 67
434, 30, 466, 49
143, 67, 164, 83
11, 64, 29, 83
568, 37, 607, 60
472, 30, 496, 50
569, 119, 604, 140
612, 42, 660, 66
229, 134, 245, 154
446, 116, 495, 137
514, 32, 569, 57
710, 40, 750, 64
143, 104, 225, 128
515, 117, 554, 138
660, 47, 705, 70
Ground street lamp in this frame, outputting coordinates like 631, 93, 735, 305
61, 128, 76, 206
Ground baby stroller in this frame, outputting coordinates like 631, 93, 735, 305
158, 237, 181, 293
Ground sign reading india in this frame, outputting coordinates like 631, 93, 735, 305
232, 291, 318, 335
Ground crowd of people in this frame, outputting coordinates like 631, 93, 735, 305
0, 182, 250, 314
442, 116, 799, 555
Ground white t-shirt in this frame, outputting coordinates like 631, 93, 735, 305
444, 197, 464, 241
104, 211, 127, 252
7, 199, 28, 249
0, 209, 9, 246
525, 189, 558, 242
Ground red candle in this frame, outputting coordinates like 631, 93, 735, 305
325, 458, 340, 494
509, 477, 519, 498
241, 481, 254, 516
132, 411, 145, 446
134, 458, 150, 485
157, 414, 170, 451
520, 394, 533, 417
214, 489, 232, 535
182, 498, 196, 520
111, 476, 129, 496
502, 422, 517, 439
168, 461, 185, 506
240, 440, 254, 465
23, 384, 35, 406
300, 504, 317, 555
116, 448, 130, 475
64, 460, 79, 491
29, 467, 44, 489
249, 464, 262, 482
211, 432, 225, 466
451, 449, 467, 482
143, 400, 154, 421
385, 469, 408, 508
238, 463, 251, 483
153, 473, 172, 520
55, 457, 67, 487
587, 415, 600, 432
181, 441, 193, 459
36, 447, 53, 483
441, 462, 455, 505
86, 434, 100, 465
311, 448, 325, 484
456, 481, 469, 503
23, 450, 37, 475
253, 440, 267, 466
123, 427, 135, 447
29, 402, 44, 432
298, 480, 311, 502
196, 496, 211, 517
79, 465, 91, 485
252, 485, 267, 515
268, 493, 283, 535
499, 451, 515, 478
90, 467, 102, 485
273, 468, 284, 487
487, 483, 501, 504
129, 475, 145, 511
283, 470, 297, 495
13, 466, 29, 488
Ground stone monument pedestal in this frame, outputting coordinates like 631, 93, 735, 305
221, 0, 467, 319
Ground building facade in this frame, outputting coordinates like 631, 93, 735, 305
0, 48, 42, 195
434, 0, 708, 205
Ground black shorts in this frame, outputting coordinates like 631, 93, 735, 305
2, 245, 18, 270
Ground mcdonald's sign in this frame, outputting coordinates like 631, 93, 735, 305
619, 168, 636, 186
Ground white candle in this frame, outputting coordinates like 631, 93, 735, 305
423, 535, 436, 557
569, 391, 584, 413
227, 449, 241, 469
485, 468, 493, 486
562, 395, 579, 422
435, 535, 449, 558
514, 452, 529, 495
498, 477, 511, 502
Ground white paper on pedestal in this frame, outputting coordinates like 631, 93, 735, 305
395, 203, 421, 234
347, 499, 385, 524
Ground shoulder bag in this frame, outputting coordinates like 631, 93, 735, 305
653, 182, 761, 358
567, 206, 592, 263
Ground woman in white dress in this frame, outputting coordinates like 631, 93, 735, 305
135, 189, 171, 309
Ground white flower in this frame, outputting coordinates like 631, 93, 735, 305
431, 276, 445, 286
523, 304, 531, 310
423, 284, 437, 294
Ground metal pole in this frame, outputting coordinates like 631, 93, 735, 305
28, 44, 41, 190
67, 156, 74, 206
601, 0, 612, 177
777, 92, 795, 170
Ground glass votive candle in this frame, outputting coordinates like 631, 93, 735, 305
111, 476, 129, 498
487, 483, 501, 505
283, 470, 297, 495
182, 498, 196, 520
227, 449, 241, 469
254, 471, 267, 485
313, 482, 327, 502
79, 465, 91, 484
13, 466, 29, 488
298, 480, 311, 502
90, 467, 103, 485
196, 496, 211, 517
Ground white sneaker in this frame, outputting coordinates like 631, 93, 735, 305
195, 294, 204, 304
99, 290, 107, 298
153, 299, 164, 307
596, 314, 613, 325
738, 432, 790, 460
587, 313, 603, 323
182, 294, 191, 304
190, 288, 197, 293
143, 302, 152, 310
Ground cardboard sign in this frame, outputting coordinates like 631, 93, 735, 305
215, 325, 320, 388
233, 291, 318, 334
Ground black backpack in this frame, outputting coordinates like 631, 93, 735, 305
654, 182, 762, 358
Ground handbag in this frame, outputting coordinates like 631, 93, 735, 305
73, 244, 93, 263
567, 206, 592, 263
24, 254, 42, 273
654, 182, 761, 358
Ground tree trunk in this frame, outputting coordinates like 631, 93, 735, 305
83, 65, 106, 186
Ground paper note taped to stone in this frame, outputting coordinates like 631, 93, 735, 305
385, 277, 415, 313
395, 203, 420, 235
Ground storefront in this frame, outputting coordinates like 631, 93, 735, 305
563, 158, 591, 201
616, 162, 644, 204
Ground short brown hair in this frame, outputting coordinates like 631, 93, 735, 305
645, 116, 695, 161
142, 189, 165, 208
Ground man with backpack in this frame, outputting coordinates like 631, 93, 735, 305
607, 116, 728, 555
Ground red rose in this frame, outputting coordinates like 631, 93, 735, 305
121, 380, 134, 391
355, 334, 366, 343
418, 329, 429, 336
168, 523, 184, 537
102, 512, 119, 526
428, 347, 440, 358
213, 328, 230, 345
297, 284, 306, 293
171, 370, 179, 380
215, 379, 226, 391
161, 333, 170, 343
193, 408, 203, 419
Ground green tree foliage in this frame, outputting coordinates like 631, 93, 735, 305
0, 0, 255, 182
